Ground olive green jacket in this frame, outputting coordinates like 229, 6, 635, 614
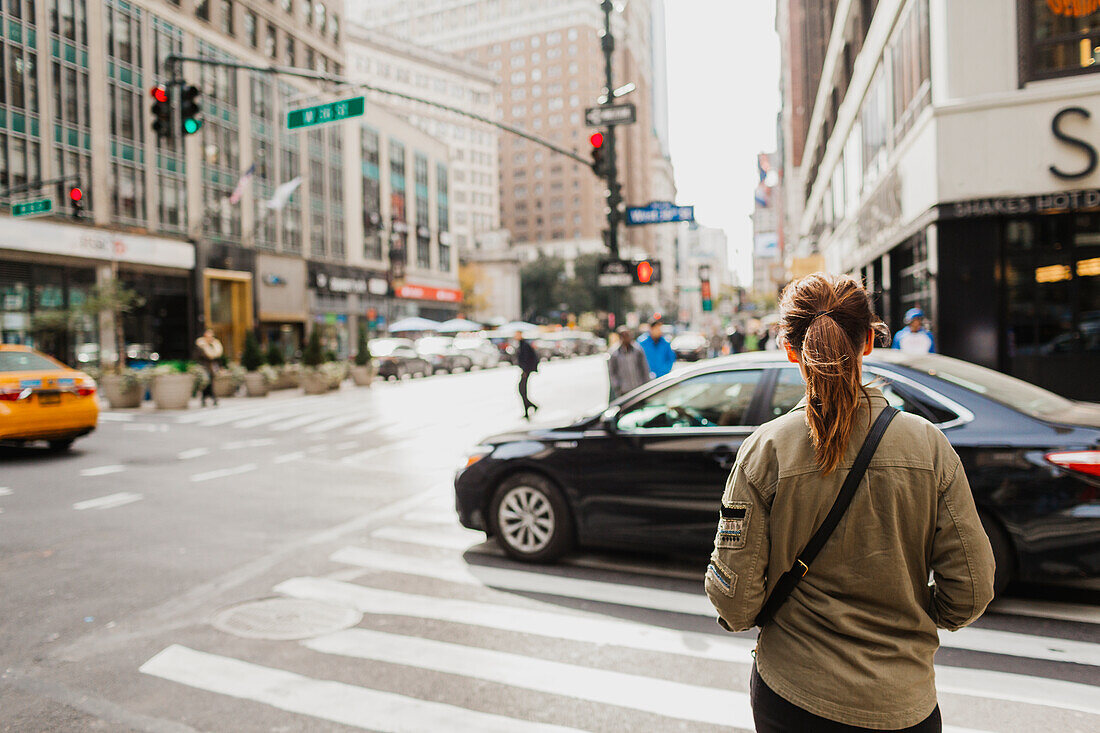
705, 387, 996, 729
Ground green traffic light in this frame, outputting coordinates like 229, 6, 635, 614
183, 118, 203, 135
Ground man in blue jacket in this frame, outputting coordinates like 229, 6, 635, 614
892, 307, 936, 354
638, 319, 676, 378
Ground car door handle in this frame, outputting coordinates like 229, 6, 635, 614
710, 445, 738, 470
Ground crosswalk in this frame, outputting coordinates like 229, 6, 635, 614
138, 492, 1100, 732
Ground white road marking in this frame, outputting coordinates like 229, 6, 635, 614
230, 408, 316, 429
305, 628, 757, 729
272, 451, 304, 464
270, 412, 344, 432
177, 448, 210, 460
189, 464, 258, 483
140, 644, 585, 733
73, 492, 143, 511
123, 423, 161, 432
304, 413, 374, 434
223, 438, 276, 450
275, 576, 756, 662
0, 487, 11, 496
330, 547, 1100, 666
342, 419, 392, 435
305, 445, 327, 454
79, 465, 125, 477
989, 598, 1100, 625
370, 525, 485, 550
96, 412, 134, 422
332, 441, 359, 451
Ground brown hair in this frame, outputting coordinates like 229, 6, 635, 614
779, 273, 888, 474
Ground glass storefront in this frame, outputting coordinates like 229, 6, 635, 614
0, 260, 98, 366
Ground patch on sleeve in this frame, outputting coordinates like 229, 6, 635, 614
715, 501, 752, 550
706, 557, 737, 598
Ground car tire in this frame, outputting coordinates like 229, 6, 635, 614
48, 438, 75, 451
979, 510, 1014, 597
489, 473, 574, 563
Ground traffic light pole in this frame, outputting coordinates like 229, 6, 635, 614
600, 0, 622, 260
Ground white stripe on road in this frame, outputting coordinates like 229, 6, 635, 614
96, 412, 134, 422
223, 438, 276, 450
140, 644, 585, 733
329, 546, 712, 616
189, 464, 257, 483
123, 423, 164, 432
330, 546, 1100, 666
305, 628, 757, 729
275, 576, 755, 662
270, 412, 345, 432
370, 526, 486, 550
229, 403, 334, 429
332, 441, 359, 451
934, 665, 1100, 717
73, 492, 143, 510
0, 487, 11, 496
79, 465, 125, 477
341, 419, 390, 435
989, 598, 1100, 626
177, 448, 210, 460
272, 451, 304, 464
304, 413, 374, 434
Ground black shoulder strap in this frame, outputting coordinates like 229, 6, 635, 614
753, 406, 899, 627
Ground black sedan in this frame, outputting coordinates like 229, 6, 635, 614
455, 351, 1100, 593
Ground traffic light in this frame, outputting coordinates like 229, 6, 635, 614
589, 131, 607, 178
150, 84, 173, 139
68, 186, 84, 219
632, 259, 661, 285
180, 84, 203, 136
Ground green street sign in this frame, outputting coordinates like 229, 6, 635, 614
287, 96, 365, 130
12, 198, 52, 217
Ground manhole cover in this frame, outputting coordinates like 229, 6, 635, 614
212, 598, 362, 640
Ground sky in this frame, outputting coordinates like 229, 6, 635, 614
663, 0, 781, 287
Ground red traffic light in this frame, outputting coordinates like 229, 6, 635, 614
150, 85, 168, 103
69, 187, 83, 202
589, 132, 604, 148
636, 260, 654, 284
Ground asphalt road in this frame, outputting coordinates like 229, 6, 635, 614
1, 356, 1098, 733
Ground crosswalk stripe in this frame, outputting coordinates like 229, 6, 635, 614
277, 577, 1100, 716
305, 627, 758, 729
173, 396, 318, 423
140, 644, 587, 733
988, 598, 1100, 625
329, 546, 1100, 666
269, 411, 346, 432
342, 418, 390, 435
370, 525, 486, 549
73, 492, 143, 510
304, 413, 376, 434
97, 412, 135, 422
189, 464, 257, 483
274, 576, 756, 661
80, 464, 125, 477
230, 405, 329, 429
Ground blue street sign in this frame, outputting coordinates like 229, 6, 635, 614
625, 201, 695, 226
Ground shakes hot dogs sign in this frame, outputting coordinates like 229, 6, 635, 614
1045, 0, 1099, 15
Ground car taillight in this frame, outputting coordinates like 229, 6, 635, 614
0, 388, 24, 401
76, 386, 96, 397
1045, 451, 1100, 477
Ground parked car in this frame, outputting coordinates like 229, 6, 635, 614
416, 336, 474, 374
532, 335, 568, 360
563, 331, 606, 356
484, 331, 518, 365
671, 332, 709, 361
0, 344, 98, 450
452, 335, 502, 369
371, 338, 430, 380
455, 350, 1100, 594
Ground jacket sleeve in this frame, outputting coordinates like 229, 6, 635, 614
929, 455, 996, 631
607, 353, 621, 392
705, 459, 770, 632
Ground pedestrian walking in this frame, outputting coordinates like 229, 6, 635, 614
515, 330, 539, 419
892, 307, 936, 353
194, 329, 224, 407
705, 273, 994, 733
728, 327, 745, 354
607, 327, 650, 400
637, 319, 675, 378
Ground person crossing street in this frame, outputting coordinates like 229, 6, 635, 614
637, 319, 676, 379
515, 330, 540, 419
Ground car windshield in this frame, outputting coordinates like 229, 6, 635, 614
369, 339, 408, 357
0, 350, 61, 372
874, 350, 1075, 420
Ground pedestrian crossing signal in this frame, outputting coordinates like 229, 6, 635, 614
633, 259, 660, 285
589, 132, 607, 179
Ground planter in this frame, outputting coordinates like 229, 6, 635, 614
243, 372, 269, 397
273, 368, 300, 389
100, 374, 142, 408
152, 373, 193, 410
350, 365, 373, 387
212, 373, 238, 398
301, 370, 329, 395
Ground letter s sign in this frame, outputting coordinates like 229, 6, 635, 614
1050, 107, 1098, 180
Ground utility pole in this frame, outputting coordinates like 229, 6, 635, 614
600, 0, 623, 259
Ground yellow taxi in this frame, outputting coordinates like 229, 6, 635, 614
0, 344, 98, 450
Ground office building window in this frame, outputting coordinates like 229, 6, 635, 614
219, 0, 233, 35
415, 153, 430, 269
437, 162, 450, 272
362, 126, 382, 260
196, 0, 209, 21
890, 0, 930, 141
244, 10, 257, 47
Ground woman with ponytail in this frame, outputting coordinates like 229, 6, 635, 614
706, 273, 995, 732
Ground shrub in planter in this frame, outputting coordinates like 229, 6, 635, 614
241, 332, 268, 397
151, 362, 198, 410
265, 342, 286, 367
300, 368, 329, 394
320, 361, 347, 390
351, 328, 374, 387
274, 363, 300, 389
213, 364, 243, 398
100, 369, 146, 408
300, 329, 329, 394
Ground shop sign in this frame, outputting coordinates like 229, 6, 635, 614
0, 218, 194, 269
313, 270, 369, 295
262, 274, 287, 286
941, 188, 1100, 218
395, 284, 462, 302
368, 278, 389, 295
1050, 107, 1098, 180
1044, 1, 1099, 17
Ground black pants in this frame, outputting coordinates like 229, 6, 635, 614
751, 665, 942, 733
201, 366, 217, 405
518, 369, 535, 414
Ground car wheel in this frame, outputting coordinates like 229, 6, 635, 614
489, 473, 574, 563
48, 438, 75, 452
979, 510, 1014, 597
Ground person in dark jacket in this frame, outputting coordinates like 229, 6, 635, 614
607, 327, 650, 399
515, 330, 539, 419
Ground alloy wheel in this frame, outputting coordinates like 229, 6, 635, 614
497, 485, 555, 554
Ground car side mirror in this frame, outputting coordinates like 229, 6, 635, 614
601, 405, 621, 433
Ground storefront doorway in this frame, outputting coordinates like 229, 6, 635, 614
204, 269, 254, 361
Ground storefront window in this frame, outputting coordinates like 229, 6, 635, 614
1025, 1, 1100, 81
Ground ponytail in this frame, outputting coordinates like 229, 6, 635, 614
779, 274, 888, 474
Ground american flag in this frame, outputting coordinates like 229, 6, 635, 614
227, 163, 255, 205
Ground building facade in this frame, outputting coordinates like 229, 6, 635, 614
347, 0, 674, 269
677, 223, 731, 331
1, 0, 458, 366
752, 151, 785, 298
779, 0, 1100, 400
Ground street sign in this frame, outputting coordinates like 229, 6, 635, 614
584, 103, 637, 127
625, 201, 695, 226
11, 198, 52, 218
597, 259, 634, 287
287, 96, 365, 130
